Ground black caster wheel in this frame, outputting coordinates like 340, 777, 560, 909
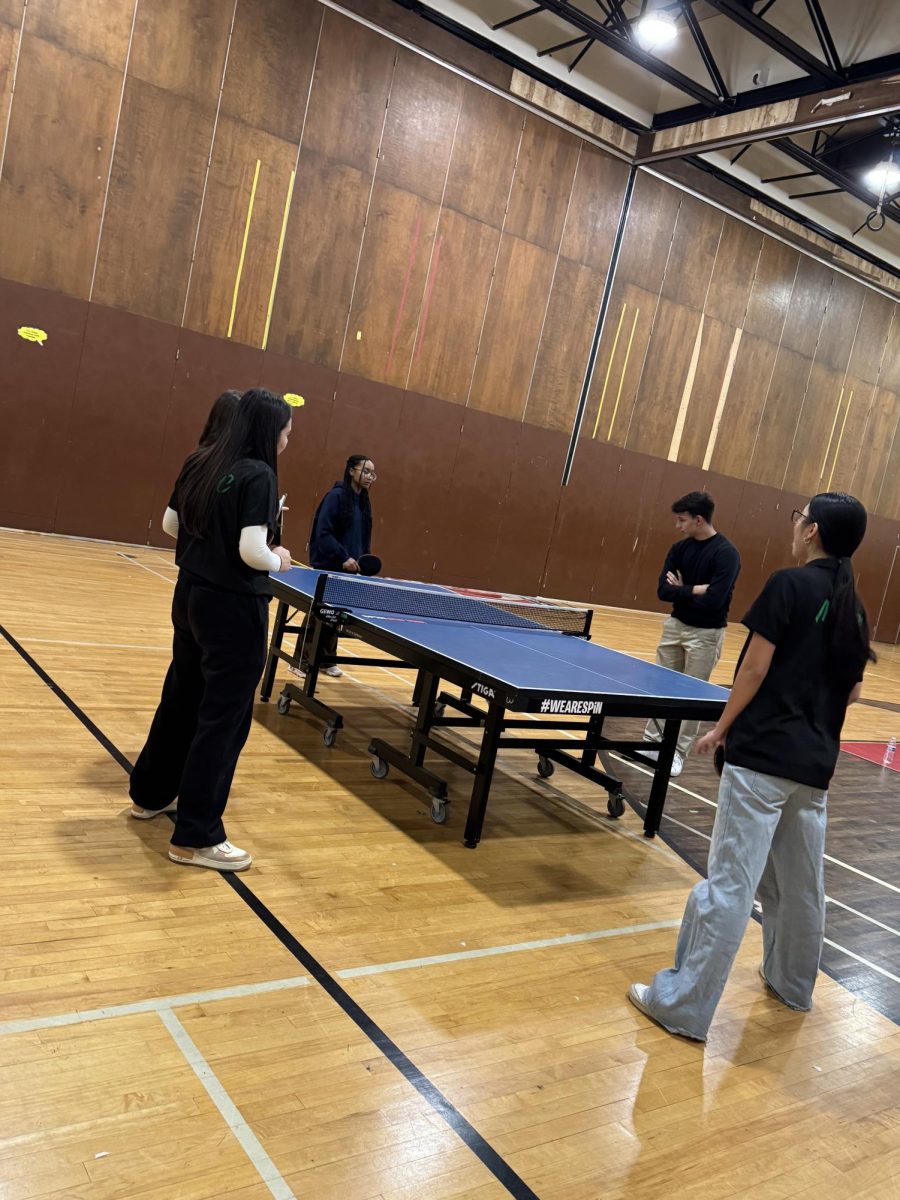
430, 795, 448, 824
370, 755, 389, 780
323, 726, 338, 748
433, 702, 446, 720
537, 755, 555, 779
276, 692, 291, 716
607, 792, 626, 819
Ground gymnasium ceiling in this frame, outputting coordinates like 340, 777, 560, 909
395, 1, 900, 277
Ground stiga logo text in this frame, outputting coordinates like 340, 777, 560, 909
471, 681, 496, 700
540, 699, 603, 715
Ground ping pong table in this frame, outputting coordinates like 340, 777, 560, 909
260, 568, 728, 848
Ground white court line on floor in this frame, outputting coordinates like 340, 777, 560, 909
0, 975, 310, 1037
116, 551, 177, 585
611, 751, 900, 897
159, 1009, 297, 1200
23, 637, 170, 652
337, 919, 682, 978
824, 939, 900, 986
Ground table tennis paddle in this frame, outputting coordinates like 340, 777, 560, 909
358, 554, 382, 576
714, 744, 725, 776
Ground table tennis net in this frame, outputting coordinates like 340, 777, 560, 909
318, 575, 590, 634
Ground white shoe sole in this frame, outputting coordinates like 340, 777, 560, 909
168, 850, 252, 871
130, 800, 177, 820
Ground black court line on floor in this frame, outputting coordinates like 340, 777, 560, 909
0, 621, 540, 1200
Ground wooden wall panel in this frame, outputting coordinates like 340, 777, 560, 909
816, 272, 865, 372
300, 10, 394, 171
25, 0, 133, 66
876, 308, 900, 394
405, 208, 499, 405
616, 174, 681, 292
872, 540, 900, 644
542, 438, 620, 601
183, 118, 298, 344
524, 260, 605, 432
340, 183, 439, 388
0, 14, 21, 153
490, 423, 568, 596
785, 362, 846, 497
675, 316, 738, 467
850, 388, 898, 511
380, 391, 464, 582
218, 0, 321, 143
559, 147, 630, 273
704, 217, 763, 328
659, 194, 723, 309
442, 82, 522, 230
467, 234, 556, 419
127, 0, 230, 107
747, 348, 814, 488
708, 333, 778, 479
825, 377, 876, 497
742, 237, 799, 342
377, 49, 462, 204
592, 449, 666, 608
55, 306, 179, 544
0, 279, 87, 530
586, 283, 658, 449
91, 80, 216, 323
255, 149, 369, 367
780, 255, 832, 358
848, 290, 895, 384
0, 36, 122, 296
875, 422, 900, 521
626, 299, 703, 458
504, 113, 580, 252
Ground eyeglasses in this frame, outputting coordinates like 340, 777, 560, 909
791, 509, 809, 524
356, 467, 377, 480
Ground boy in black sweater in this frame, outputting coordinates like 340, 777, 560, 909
644, 491, 741, 775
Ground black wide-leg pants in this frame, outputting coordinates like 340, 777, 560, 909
129, 574, 268, 847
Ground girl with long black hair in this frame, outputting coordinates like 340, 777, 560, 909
129, 388, 294, 871
629, 492, 876, 1041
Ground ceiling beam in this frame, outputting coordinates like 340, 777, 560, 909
636, 74, 900, 162
679, 0, 730, 101
803, 0, 842, 76
701, 0, 843, 85
772, 136, 900, 226
530, 0, 727, 108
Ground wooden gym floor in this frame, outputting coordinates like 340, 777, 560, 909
2, 527, 900, 1200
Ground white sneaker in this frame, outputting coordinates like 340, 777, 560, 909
130, 799, 177, 820
288, 663, 306, 677
324, 665, 343, 677
642, 747, 659, 762
670, 752, 684, 777
168, 840, 252, 871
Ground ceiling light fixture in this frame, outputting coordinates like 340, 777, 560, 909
863, 160, 900, 194
635, 12, 679, 51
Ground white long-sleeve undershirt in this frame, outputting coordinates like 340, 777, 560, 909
162, 506, 281, 572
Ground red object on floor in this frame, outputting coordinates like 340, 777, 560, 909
841, 741, 899, 771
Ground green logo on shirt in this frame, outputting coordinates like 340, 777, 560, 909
216, 473, 235, 494
815, 599, 830, 623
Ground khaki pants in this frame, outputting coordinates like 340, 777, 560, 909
644, 616, 725, 756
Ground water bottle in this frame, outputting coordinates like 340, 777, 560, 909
884, 737, 897, 767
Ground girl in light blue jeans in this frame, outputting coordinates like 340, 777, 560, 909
629, 493, 876, 1042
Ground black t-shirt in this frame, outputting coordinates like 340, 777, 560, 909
657, 533, 741, 629
169, 457, 277, 596
725, 559, 863, 790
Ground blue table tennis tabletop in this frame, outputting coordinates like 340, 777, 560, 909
273, 567, 728, 707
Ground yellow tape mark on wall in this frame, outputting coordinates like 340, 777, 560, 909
607, 305, 640, 442
227, 159, 261, 340
591, 302, 627, 440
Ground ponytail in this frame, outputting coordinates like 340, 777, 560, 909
807, 493, 877, 693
